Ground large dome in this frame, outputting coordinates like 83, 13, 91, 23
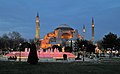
55, 24, 74, 30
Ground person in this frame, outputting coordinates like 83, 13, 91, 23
27, 43, 38, 64
63, 54, 67, 60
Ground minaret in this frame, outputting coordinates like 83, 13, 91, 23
82, 25, 86, 40
35, 13, 40, 40
92, 17, 94, 42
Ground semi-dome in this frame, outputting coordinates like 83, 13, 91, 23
55, 24, 74, 30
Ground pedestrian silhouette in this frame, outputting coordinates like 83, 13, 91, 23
27, 43, 38, 64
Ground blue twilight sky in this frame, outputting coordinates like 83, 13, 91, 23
0, 0, 120, 41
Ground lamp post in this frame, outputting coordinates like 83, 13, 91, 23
71, 40, 73, 51
19, 43, 22, 62
82, 45, 85, 62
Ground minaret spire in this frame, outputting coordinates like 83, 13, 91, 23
35, 12, 40, 49
35, 12, 40, 40
37, 12, 39, 17
92, 17, 94, 42
82, 25, 86, 40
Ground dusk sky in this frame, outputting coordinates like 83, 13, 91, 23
0, 0, 120, 41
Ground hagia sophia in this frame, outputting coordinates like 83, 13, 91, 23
5, 14, 95, 62
35, 13, 95, 49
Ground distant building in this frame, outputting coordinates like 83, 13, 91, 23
40, 24, 82, 49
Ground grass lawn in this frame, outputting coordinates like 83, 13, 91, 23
0, 61, 120, 74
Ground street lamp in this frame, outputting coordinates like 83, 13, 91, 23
19, 43, 22, 62
82, 45, 85, 62
71, 40, 73, 51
